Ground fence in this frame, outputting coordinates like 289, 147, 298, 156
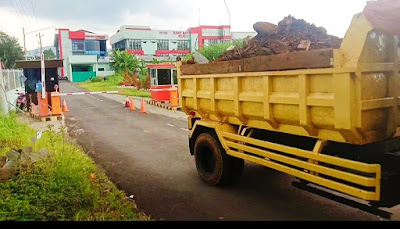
0, 68, 25, 114
1, 69, 24, 91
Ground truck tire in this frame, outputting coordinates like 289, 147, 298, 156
194, 133, 243, 186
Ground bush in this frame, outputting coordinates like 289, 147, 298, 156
90, 77, 105, 83
183, 39, 245, 62
110, 50, 148, 78
143, 76, 151, 90
104, 73, 124, 85
199, 42, 233, 61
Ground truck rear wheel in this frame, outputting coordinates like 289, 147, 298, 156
194, 133, 244, 186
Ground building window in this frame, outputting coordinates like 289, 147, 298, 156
84, 40, 107, 56
157, 69, 172, 85
128, 39, 142, 50
72, 40, 84, 50
113, 40, 127, 51
177, 40, 189, 50
85, 40, 100, 52
72, 65, 92, 72
150, 69, 156, 86
207, 40, 220, 45
85, 40, 100, 55
99, 40, 107, 56
72, 40, 85, 55
157, 40, 169, 50
98, 68, 105, 71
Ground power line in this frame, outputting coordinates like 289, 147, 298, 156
8, 0, 30, 29
224, 0, 231, 27
30, 0, 38, 24
16, 0, 34, 28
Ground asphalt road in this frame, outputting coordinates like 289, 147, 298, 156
60, 81, 390, 221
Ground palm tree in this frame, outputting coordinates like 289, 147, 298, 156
110, 50, 140, 75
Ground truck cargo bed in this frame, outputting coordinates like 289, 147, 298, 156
178, 14, 400, 146
181, 49, 334, 75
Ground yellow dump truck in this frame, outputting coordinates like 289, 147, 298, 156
178, 13, 400, 207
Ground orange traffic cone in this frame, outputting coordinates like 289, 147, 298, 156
62, 99, 69, 113
140, 98, 147, 114
129, 98, 136, 111
125, 96, 130, 108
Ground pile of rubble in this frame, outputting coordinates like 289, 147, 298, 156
220, 15, 342, 61
0, 147, 49, 182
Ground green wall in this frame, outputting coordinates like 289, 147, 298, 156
72, 71, 96, 82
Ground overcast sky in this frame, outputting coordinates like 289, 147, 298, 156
0, 0, 371, 51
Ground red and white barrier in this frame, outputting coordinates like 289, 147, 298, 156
51, 91, 122, 97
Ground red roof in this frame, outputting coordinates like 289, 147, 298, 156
147, 63, 176, 69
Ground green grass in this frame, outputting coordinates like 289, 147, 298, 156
77, 73, 151, 98
0, 114, 36, 155
0, 114, 150, 221
78, 82, 151, 98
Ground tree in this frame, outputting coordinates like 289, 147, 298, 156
34, 48, 56, 60
110, 50, 150, 88
110, 50, 148, 78
0, 31, 24, 69
110, 50, 139, 75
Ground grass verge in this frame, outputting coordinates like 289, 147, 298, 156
0, 114, 150, 221
77, 73, 151, 98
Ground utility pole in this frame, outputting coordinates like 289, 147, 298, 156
25, 26, 56, 59
223, 0, 231, 40
199, 8, 201, 25
0, 63, 8, 116
23, 28, 27, 60
38, 32, 45, 99
38, 32, 42, 54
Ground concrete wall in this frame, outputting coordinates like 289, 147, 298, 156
202, 28, 231, 37
96, 71, 115, 77
68, 55, 98, 64
60, 30, 72, 78
231, 32, 257, 40
142, 41, 157, 55
96, 62, 114, 77
97, 63, 113, 71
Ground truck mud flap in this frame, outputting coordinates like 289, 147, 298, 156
219, 131, 381, 202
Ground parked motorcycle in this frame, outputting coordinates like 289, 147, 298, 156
15, 90, 27, 111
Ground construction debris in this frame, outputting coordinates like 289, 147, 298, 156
219, 15, 342, 61
0, 147, 50, 183
253, 22, 278, 37
193, 52, 210, 64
